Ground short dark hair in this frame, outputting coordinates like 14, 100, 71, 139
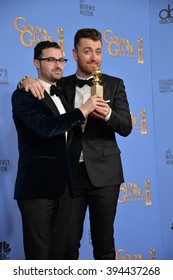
34, 41, 61, 59
74, 28, 102, 49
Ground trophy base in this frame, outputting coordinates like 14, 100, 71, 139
91, 84, 103, 98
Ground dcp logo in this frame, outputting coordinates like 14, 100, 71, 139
159, 4, 173, 19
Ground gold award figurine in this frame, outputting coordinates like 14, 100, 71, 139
57, 27, 65, 57
145, 178, 152, 206
138, 37, 144, 64
91, 67, 103, 98
141, 108, 147, 134
150, 248, 156, 260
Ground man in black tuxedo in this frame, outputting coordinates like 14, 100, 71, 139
12, 40, 106, 260
18, 28, 132, 260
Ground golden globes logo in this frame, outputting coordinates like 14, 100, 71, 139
14, 17, 53, 47
103, 30, 144, 64
116, 248, 156, 260
131, 108, 147, 134
14, 17, 65, 52
116, 249, 142, 260
118, 178, 152, 206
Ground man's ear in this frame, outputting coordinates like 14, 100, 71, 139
72, 48, 77, 60
34, 59, 40, 69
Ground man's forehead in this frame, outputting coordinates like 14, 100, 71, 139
43, 47, 63, 55
79, 38, 102, 47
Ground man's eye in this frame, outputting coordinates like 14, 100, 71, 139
48, 58, 55, 62
84, 50, 91, 54
96, 51, 102, 55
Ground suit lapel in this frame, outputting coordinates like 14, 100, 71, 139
59, 93, 71, 112
40, 91, 60, 116
63, 76, 76, 109
62, 76, 82, 144
100, 74, 109, 101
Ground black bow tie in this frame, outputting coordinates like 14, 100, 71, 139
76, 78, 93, 88
50, 84, 62, 97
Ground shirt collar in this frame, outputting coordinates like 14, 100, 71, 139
76, 73, 93, 80
37, 79, 56, 95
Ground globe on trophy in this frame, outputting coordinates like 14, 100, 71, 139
91, 67, 103, 98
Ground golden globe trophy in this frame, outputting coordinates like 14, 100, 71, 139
57, 27, 65, 57
138, 37, 144, 64
145, 178, 152, 206
150, 248, 156, 260
141, 108, 147, 134
91, 67, 103, 98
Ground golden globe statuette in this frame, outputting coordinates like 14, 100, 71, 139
141, 108, 147, 134
138, 37, 144, 64
150, 248, 156, 260
57, 27, 65, 56
145, 179, 152, 206
91, 67, 103, 98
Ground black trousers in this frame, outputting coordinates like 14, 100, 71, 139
17, 188, 72, 260
65, 162, 120, 260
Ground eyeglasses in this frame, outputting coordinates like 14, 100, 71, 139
38, 57, 68, 64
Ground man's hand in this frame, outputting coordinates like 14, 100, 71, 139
79, 95, 108, 118
90, 99, 111, 119
21, 77, 45, 99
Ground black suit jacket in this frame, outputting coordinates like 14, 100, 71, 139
59, 73, 132, 187
12, 88, 85, 199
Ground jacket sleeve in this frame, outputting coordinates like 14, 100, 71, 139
106, 78, 132, 137
12, 89, 85, 138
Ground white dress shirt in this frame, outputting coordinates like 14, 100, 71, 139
74, 74, 111, 162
